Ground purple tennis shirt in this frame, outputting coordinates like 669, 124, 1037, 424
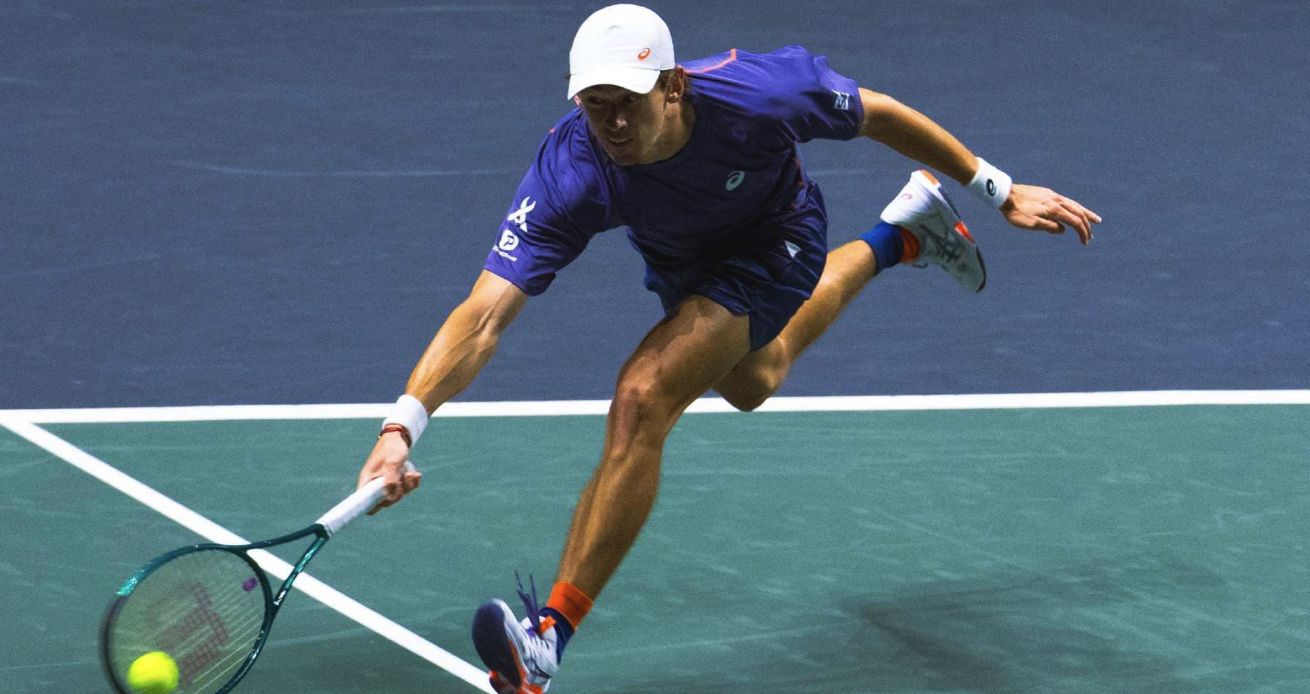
484, 45, 864, 295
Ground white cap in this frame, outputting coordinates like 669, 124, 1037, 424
567, 4, 675, 100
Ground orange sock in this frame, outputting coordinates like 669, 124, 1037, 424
898, 226, 921, 264
545, 581, 593, 630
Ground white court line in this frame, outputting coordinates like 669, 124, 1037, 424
1, 390, 1308, 424
0, 419, 494, 694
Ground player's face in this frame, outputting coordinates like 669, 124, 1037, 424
577, 82, 675, 166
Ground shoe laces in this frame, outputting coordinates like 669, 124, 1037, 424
514, 572, 556, 637
918, 221, 964, 264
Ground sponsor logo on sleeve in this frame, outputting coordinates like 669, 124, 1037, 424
831, 90, 852, 111
493, 228, 519, 261
507, 196, 536, 231
494, 196, 536, 262
497, 229, 520, 252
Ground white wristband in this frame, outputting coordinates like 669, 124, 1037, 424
967, 157, 1012, 209
382, 394, 429, 446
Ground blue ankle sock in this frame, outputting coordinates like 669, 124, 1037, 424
859, 221, 903, 272
541, 607, 574, 658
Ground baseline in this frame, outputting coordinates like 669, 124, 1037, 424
1, 390, 1307, 425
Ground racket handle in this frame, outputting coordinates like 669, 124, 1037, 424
317, 461, 417, 536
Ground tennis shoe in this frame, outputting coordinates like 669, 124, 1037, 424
472, 598, 559, 694
881, 169, 986, 293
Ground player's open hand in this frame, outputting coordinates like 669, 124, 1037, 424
357, 434, 422, 514
1001, 183, 1102, 245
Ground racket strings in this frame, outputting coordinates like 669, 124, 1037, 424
108, 549, 268, 694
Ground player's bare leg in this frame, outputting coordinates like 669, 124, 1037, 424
557, 295, 753, 595
474, 295, 753, 693
715, 239, 879, 411
552, 165, 987, 594
716, 170, 984, 411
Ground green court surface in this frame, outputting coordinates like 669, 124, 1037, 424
3, 404, 1308, 693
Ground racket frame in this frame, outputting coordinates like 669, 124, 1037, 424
100, 523, 329, 694
98, 464, 405, 694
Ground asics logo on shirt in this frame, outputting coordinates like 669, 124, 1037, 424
725, 171, 745, 191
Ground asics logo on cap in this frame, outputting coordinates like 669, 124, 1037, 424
566, 4, 674, 99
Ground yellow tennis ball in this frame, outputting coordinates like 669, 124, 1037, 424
126, 650, 179, 694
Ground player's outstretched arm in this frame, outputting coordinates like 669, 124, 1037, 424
358, 270, 527, 510
857, 87, 1101, 244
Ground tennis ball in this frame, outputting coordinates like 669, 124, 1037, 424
126, 650, 179, 694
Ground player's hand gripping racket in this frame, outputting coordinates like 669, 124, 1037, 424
100, 462, 415, 694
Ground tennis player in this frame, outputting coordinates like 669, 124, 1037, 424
356, 4, 1100, 692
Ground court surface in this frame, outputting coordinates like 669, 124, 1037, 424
3, 394, 1308, 693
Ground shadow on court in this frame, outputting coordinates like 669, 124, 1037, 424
848, 554, 1230, 693
606, 553, 1274, 694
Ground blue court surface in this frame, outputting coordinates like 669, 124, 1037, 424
3, 1, 1309, 693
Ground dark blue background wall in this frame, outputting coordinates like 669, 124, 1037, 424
3, 1, 1307, 408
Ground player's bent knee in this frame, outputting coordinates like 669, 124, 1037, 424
716, 369, 782, 412
610, 378, 682, 433
716, 377, 777, 412
721, 389, 770, 412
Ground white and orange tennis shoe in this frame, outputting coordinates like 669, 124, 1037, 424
881, 169, 987, 293
473, 598, 560, 694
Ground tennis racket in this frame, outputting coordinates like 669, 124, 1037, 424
100, 462, 415, 694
